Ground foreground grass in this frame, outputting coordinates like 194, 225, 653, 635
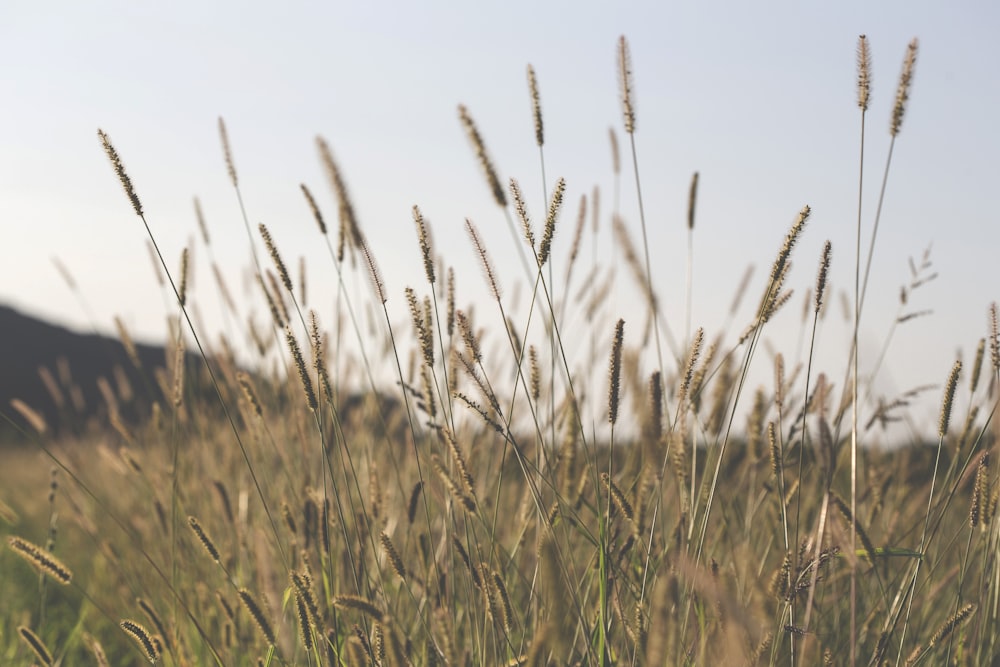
2, 35, 1000, 667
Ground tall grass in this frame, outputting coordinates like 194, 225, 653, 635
1, 34, 998, 667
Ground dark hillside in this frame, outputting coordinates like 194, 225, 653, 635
0, 304, 178, 440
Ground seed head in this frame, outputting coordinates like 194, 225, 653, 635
857, 35, 872, 111
890, 38, 918, 137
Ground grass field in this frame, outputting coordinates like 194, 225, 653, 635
2, 35, 999, 666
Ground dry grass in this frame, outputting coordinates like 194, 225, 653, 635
1, 34, 998, 667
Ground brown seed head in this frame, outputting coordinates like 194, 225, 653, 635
568, 193, 587, 266
334, 595, 385, 622
218, 117, 238, 187
120, 619, 159, 663
527, 64, 544, 147
971, 453, 988, 528
890, 38, 918, 137
539, 177, 565, 267
772, 206, 811, 284
194, 197, 210, 245
97, 129, 143, 216
238, 588, 276, 646
608, 319, 625, 425
7, 536, 72, 584
187, 516, 222, 563
18, 625, 53, 666
465, 219, 501, 300
301, 183, 327, 235
259, 223, 293, 293
446, 267, 456, 337
857, 35, 872, 111
380, 531, 406, 579
458, 105, 506, 207
939, 360, 961, 438
971, 338, 985, 395
316, 136, 362, 250
618, 36, 636, 134
286, 326, 318, 412
413, 205, 436, 285
510, 178, 534, 250
989, 302, 999, 371
687, 172, 699, 230
929, 603, 975, 647
609, 127, 621, 175
178, 247, 190, 307
360, 235, 387, 304
815, 240, 832, 314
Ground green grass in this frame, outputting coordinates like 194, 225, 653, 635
2, 34, 999, 667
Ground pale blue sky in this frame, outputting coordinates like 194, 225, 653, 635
2, 1, 998, 440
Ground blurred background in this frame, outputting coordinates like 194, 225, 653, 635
2, 1, 997, 442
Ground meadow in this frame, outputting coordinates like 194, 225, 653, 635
2, 35, 999, 666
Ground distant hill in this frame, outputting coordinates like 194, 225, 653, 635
0, 304, 180, 440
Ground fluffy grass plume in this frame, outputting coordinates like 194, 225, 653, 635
7, 536, 72, 584
6, 32, 997, 667
120, 619, 159, 663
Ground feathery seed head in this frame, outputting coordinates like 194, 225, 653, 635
178, 247, 189, 307
301, 183, 327, 235
458, 105, 507, 207
7, 536, 72, 584
618, 36, 636, 134
98, 129, 143, 216
18, 626, 53, 666
380, 531, 406, 579
608, 319, 625, 425
218, 117, 238, 187
767, 422, 781, 478
648, 371, 663, 442
815, 240, 832, 314
316, 136, 363, 251
194, 197, 210, 245
187, 516, 222, 563
939, 360, 961, 438
334, 595, 385, 622
360, 235, 387, 304
568, 193, 587, 266
238, 588, 276, 646
857, 35, 871, 111
258, 274, 285, 328
446, 267, 456, 337
510, 178, 534, 250
259, 223, 293, 293
309, 310, 333, 406
529, 345, 541, 401
890, 38, 918, 137
527, 64, 544, 147
680, 328, 704, 404
971, 453, 988, 528
771, 205, 811, 284
236, 371, 264, 417
465, 219, 501, 300
971, 338, 985, 394
687, 172, 699, 230
413, 205, 436, 284
120, 619, 159, 663
609, 128, 621, 175
929, 603, 975, 647
989, 302, 999, 371
539, 177, 565, 267
286, 326, 318, 411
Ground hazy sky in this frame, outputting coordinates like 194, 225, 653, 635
2, 1, 998, 440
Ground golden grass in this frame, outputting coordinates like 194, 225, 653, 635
2, 32, 998, 667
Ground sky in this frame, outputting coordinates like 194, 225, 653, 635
2, 1, 998, 442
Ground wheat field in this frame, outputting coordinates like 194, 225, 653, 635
2, 35, 1000, 667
